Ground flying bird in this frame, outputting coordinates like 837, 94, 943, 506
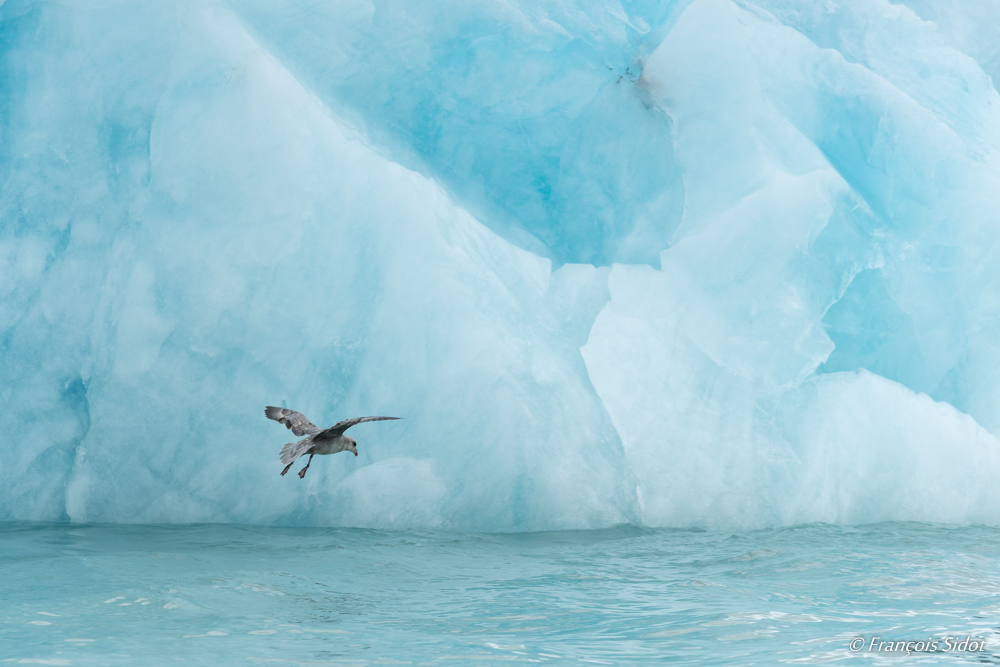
265, 406, 401, 479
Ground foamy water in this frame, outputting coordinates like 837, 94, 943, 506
3, 523, 999, 665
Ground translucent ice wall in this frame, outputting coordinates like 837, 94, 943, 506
2, 0, 1000, 530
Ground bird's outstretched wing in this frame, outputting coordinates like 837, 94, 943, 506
318, 416, 401, 439
265, 406, 321, 436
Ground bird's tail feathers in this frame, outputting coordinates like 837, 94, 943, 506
280, 436, 313, 465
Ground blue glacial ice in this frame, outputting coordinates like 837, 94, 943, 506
2, 0, 1000, 530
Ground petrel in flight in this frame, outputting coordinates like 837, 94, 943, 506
265, 406, 400, 478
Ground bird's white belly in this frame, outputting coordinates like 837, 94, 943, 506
310, 435, 349, 455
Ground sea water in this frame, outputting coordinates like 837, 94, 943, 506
2, 523, 998, 665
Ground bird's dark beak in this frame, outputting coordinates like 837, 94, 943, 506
354, 451, 358, 456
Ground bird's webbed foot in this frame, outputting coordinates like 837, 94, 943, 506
297, 453, 314, 479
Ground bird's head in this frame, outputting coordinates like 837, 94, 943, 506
347, 437, 358, 457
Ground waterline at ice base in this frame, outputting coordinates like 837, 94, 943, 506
3, 0, 1000, 532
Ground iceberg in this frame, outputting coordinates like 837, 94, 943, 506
1, 0, 999, 530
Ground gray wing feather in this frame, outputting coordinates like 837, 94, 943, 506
317, 416, 401, 439
265, 406, 321, 436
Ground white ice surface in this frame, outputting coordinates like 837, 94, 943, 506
2, 0, 1000, 529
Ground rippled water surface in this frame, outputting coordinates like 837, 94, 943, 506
2, 522, 1000, 665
